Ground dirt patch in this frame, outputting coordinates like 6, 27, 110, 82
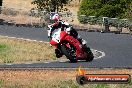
3, 0, 36, 12
0, 69, 132, 87
1, 69, 132, 82
0, 14, 40, 24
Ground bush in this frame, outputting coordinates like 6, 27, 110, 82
78, 0, 132, 22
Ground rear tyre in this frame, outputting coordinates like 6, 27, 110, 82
86, 51, 94, 62
61, 45, 77, 63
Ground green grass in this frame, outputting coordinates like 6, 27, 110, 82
0, 80, 4, 88
0, 79, 131, 88
94, 84, 109, 88
0, 36, 58, 63
0, 44, 13, 63
0, 44, 8, 51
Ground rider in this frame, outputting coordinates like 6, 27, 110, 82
47, 12, 87, 45
47, 13, 87, 58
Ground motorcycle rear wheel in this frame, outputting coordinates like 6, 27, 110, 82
82, 45, 94, 62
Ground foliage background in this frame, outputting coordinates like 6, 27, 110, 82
78, 0, 132, 19
31, 0, 72, 12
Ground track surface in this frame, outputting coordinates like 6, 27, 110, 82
0, 25, 132, 68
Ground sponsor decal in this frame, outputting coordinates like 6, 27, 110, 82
76, 66, 131, 85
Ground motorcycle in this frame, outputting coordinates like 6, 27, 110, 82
48, 27, 94, 63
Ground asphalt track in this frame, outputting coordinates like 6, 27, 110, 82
0, 25, 132, 68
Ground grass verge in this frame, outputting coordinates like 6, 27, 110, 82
0, 69, 132, 88
0, 36, 57, 64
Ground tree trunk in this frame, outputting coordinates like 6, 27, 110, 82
57, 6, 59, 12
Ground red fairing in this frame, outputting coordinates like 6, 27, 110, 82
64, 35, 83, 58
60, 31, 68, 41
50, 31, 67, 46
50, 40, 58, 46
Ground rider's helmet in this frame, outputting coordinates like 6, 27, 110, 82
50, 12, 60, 26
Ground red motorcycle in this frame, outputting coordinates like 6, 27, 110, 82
49, 28, 94, 63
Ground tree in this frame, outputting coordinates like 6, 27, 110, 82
0, 0, 3, 14
31, 0, 72, 12
78, 0, 132, 19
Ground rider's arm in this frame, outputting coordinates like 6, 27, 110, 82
47, 25, 53, 41
62, 21, 72, 33
47, 25, 52, 37
47, 24, 57, 41
62, 21, 78, 38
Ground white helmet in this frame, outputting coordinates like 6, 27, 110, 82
50, 12, 60, 22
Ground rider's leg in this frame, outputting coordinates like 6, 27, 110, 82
70, 28, 87, 45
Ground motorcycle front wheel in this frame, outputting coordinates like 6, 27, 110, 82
61, 44, 77, 63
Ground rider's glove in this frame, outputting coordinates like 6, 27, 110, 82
49, 44, 52, 47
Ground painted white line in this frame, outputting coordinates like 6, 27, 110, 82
0, 35, 49, 43
24, 62, 33, 64
44, 62, 50, 63
6, 63, 13, 65
91, 49, 105, 59
96, 51, 105, 59
59, 60, 67, 62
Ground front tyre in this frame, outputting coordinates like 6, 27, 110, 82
61, 45, 77, 63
